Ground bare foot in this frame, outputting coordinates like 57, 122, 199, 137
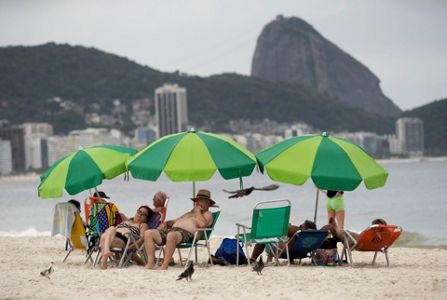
100, 258, 108, 270
103, 251, 115, 258
144, 264, 156, 270
160, 265, 169, 270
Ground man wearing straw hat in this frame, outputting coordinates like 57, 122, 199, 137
143, 189, 215, 270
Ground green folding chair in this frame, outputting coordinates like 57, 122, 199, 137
236, 200, 291, 266
176, 207, 221, 267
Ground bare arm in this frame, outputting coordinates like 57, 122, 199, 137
159, 219, 176, 229
195, 210, 213, 228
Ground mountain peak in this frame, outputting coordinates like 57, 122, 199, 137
251, 16, 401, 116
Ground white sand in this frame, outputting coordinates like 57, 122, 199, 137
1, 236, 446, 300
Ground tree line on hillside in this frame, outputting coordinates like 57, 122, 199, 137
0, 43, 445, 154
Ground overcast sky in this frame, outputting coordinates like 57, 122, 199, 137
1, 0, 446, 110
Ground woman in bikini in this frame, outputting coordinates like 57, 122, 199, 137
99, 205, 151, 269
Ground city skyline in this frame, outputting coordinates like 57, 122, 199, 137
1, 0, 446, 111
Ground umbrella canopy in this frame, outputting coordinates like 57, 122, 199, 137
127, 130, 256, 182
38, 145, 137, 199
256, 132, 388, 191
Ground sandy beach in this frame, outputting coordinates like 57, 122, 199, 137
1, 236, 446, 300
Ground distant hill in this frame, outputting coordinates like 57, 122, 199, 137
401, 98, 447, 155
251, 15, 401, 116
0, 43, 396, 135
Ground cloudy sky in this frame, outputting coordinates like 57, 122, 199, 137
1, 0, 446, 110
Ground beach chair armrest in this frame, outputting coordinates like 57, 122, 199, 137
344, 230, 358, 250
194, 227, 213, 232
235, 223, 251, 230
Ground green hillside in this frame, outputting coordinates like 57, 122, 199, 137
402, 98, 447, 156
0, 43, 395, 134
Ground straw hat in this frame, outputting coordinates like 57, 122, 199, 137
191, 189, 216, 206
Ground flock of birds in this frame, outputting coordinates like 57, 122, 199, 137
41, 185, 276, 281
176, 255, 265, 282
41, 257, 264, 282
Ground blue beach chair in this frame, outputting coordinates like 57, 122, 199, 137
283, 230, 329, 264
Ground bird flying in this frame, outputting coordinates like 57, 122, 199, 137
252, 256, 264, 275
177, 261, 194, 281
40, 262, 54, 279
223, 184, 280, 198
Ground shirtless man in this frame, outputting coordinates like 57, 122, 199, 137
143, 189, 215, 270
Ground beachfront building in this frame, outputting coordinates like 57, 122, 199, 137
284, 123, 314, 138
0, 139, 12, 175
337, 131, 390, 158
21, 123, 53, 171
0, 126, 25, 172
155, 83, 188, 138
47, 128, 129, 165
396, 118, 424, 156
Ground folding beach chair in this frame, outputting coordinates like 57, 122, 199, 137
282, 230, 329, 264
343, 224, 402, 267
113, 211, 165, 268
85, 202, 121, 263
175, 207, 221, 267
236, 200, 291, 266
51, 202, 88, 262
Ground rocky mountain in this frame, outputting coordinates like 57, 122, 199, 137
251, 15, 401, 116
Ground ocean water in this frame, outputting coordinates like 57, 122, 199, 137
1, 158, 446, 246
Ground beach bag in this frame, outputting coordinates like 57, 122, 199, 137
215, 238, 248, 264
314, 248, 337, 266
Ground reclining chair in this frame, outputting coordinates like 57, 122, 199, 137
343, 224, 402, 267
282, 230, 329, 264
236, 200, 291, 266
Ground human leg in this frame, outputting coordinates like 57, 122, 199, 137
99, 226, 117, 269
327, 210, 335, 224
250, 244, 266, 261
143, 229, 163, 269
335, 211, 345, 230
160, 231, 182, 270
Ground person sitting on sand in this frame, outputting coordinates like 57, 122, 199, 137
99, 205, 151, 269
143, 189, 215, 270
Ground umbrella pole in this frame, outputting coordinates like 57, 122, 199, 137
313, 188, 320, 225
192, 181, 196, 198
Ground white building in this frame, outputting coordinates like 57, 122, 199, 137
155, 83, 188, 138
387, 134, 403, 155
47, 128, 129, 165
396, 118, 424, 156
0, 139, 12, 175
284, 123, 313, 138
21, 123, 53, 170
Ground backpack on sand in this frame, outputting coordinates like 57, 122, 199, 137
214, 238, 248, 265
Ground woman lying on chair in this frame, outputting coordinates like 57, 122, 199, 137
99, 205, 151, 269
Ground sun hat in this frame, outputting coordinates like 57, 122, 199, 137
191, 189, 216, 206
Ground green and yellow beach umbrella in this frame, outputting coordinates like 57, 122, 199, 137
38, 145, 137, 199
126, 130, 256, 185
256, 132, 388, 191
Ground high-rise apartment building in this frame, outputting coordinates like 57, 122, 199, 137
0, 126, 25, 172
47, 128, 128, 165
21, 123, 53, 170
154, 83, 188, 138
0, 139, 12, 175
396, 117, 424, 156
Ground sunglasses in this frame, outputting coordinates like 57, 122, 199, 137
137, 209, 148, 217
